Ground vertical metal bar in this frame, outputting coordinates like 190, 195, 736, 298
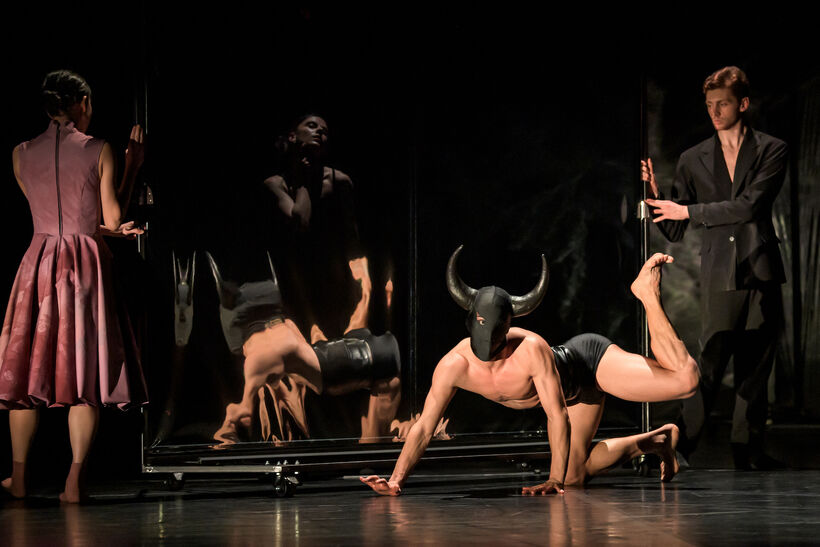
789, 90, 803, 410
409, 106, 419, 415
638, 70, 651, 435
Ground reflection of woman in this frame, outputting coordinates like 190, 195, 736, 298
0, 70, 147, 502
263, 114, 371, 339
207, 253, 400, 443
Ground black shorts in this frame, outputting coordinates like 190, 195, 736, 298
553, 333, 614, 406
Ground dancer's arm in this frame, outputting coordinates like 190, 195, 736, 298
12, 145, 26, 197
99, 221, 144, 238
522, 337, 569, 495
264, 175, 312, 228
99, 142, 122, 231
649, 140, 786, 228
360, 354, 461, 495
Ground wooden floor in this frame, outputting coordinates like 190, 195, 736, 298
3, 467, 820, 545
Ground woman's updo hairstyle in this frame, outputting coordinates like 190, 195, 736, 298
42, 70, 92, 117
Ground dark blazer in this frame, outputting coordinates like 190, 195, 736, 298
655, 127, 787, 292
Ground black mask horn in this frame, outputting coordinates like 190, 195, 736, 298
446, 245, 549, 360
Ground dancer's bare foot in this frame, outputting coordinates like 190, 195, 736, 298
659, 424, 681, 482
2, 476, 25, 499
630, 253, 674, 302
644, 423, 680, 482
2, 461, 27, 498
636, 424, 680, 482
59, 462, 85, 504
59, 491, 82, 504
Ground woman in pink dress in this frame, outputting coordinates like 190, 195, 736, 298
0, 70, 148, 502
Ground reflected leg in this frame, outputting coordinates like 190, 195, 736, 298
226, 323, 321, 431
360, 376, 401, 443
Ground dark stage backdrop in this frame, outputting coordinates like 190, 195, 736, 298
134, 6, 645, 447
2, 5, 818, 480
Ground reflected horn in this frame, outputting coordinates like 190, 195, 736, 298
510, 254, 549, 317
205, 251, 225, 300
266, 251, 280, 291
172, 250, 179, 304
188, 251, 197, 305
446, 245, 477, 310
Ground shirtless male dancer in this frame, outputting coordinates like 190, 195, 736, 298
361, 247, 699, 495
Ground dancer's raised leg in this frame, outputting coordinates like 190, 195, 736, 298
596, 253, 699, 402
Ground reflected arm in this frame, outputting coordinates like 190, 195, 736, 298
116, 125, 145, 213
264, 175, 311, 228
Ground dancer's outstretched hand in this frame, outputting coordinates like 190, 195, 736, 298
521, 479, 564, 496
99, 220, 144, 238
360, 475, 401, 496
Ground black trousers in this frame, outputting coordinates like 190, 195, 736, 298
681, 284, 783, 448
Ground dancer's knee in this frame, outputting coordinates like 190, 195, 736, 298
676, 358, 700, 399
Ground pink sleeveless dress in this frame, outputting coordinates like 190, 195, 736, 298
0, 120, 147, 409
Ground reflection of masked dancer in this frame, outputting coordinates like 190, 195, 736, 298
263, 114, 372, 339
206, 253, 400, 443
362, 247, 699, 496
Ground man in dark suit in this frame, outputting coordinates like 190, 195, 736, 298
642, 66, 787, 469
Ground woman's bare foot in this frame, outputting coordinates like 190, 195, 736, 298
2, 461, 27, 498
2, 477, 25, 499
630, 253, 674, 302
59, 462, 85, 504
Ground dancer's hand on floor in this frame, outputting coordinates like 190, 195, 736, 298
360, 476, 401, 496
521, 479, 564, 496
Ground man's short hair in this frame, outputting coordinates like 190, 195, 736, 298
703, 66, 750, 100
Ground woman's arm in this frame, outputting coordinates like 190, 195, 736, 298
99, 142, 122, 231
12, 145, 26, 197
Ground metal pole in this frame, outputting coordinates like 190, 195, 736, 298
638, 71, 651, 435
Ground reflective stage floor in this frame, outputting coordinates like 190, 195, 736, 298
3, 468, 820, 545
